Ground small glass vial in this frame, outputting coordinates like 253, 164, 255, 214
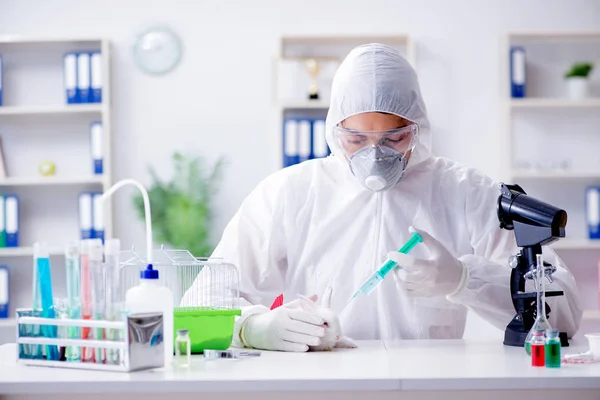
175, 329, 191, 367
530, 329, 546, 367
545, 328, 561, 368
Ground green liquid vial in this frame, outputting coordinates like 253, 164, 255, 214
525, 341, 531, 355
545, 329, 561, 368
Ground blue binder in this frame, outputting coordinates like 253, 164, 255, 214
63, 53, 78, 104
586, 186, 600, 239
0, 265, 8, 319
78, 192, 93, 239
4, 195, 18, 247
510, 46, 526, 98
77, 52, 92, 103
283, 118, 300, 167
90, 52, 102, 103
90, 121, 103, 174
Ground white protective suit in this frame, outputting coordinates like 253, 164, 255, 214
201, 43, 582, 345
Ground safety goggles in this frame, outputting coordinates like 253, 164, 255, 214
334, 124, 418, 155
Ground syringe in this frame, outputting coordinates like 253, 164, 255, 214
341, 231, 423, 312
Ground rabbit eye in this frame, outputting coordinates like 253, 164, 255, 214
323, 322, 329, 327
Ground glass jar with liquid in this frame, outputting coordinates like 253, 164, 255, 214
175, 329, 191, 367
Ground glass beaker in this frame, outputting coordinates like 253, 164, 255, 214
175, 329, 191, 367
525, 254, 552, 355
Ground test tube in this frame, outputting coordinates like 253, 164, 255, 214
104, 239, 120, 365
80, 239, 93, 362
89, 239, 105, 364
34, 242, 60, 361
65, 242, 81, 362
30, 247, 43, 359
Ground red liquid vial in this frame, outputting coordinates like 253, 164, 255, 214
531, 343, 545, 366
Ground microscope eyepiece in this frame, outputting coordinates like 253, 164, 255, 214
497, 183, 567, 246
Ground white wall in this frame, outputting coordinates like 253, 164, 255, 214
0, 0, 599, 343
0, 0, 597, 248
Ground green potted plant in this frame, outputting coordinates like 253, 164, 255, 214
564, 62, 594, 99
132, 151, 225, 257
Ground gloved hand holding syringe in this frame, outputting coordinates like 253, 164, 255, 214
340, 231, 423, 313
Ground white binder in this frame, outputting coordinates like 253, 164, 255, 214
5, 195, 18, 247
298, 119, 312, 162
0, 266, 8, 318
0, 55, 3, 106
284, 119, 299, 167
312, 119, 328, 158
77, 53, 91, 103
90, 122, 103, 174
63, 53, 78, 103
92, 192, 104, 242
78, 192, 93, 239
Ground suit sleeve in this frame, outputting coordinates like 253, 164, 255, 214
182, 173, 290, 347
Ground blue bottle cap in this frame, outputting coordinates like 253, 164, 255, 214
140, 264, 159, 280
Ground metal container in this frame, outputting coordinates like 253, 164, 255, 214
16, 309, 164, 372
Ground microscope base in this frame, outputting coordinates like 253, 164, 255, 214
503, 328, 528, 347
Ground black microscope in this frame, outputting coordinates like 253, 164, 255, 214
496, 183, 569, 347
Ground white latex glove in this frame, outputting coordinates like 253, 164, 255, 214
240, 294, 326, 352
390, 226, 467, 298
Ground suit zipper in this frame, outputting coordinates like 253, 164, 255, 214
371, 192, 383, 271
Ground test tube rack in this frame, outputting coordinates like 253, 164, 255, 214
15, 310, 165, 372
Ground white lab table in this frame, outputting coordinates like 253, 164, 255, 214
0, 340, 599, 400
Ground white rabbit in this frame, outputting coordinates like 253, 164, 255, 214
298, 286, 357, 351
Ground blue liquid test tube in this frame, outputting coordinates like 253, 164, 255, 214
34, 242, 60, 361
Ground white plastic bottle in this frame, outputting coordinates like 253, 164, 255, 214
125, 264, 174, 366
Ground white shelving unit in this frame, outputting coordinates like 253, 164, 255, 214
550, 239, 600, 250
0, 176, 104, 187
0, 37, 113, 335
0, 245, 67, 257
0, 104, 104, 115
0, 36, 113, 248
503, 30, 600, 227
511, 170, 600, 180
509, 98, 600, 108
0, 318, 16, 328
503, 32, 600, 324
280, 100, 331, 110
274, 35, 415, 168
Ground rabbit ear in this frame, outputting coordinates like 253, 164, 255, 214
322, 285, 333, 308
297, 294, 318, 312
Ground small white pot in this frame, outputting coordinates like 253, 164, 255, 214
566, 77, 590, 99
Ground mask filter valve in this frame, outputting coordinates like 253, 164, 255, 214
365, 175, 387, 191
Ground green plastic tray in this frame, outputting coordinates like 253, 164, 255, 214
173, 308, 241, 354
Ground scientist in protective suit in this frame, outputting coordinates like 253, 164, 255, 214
197, 43, 582, 352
